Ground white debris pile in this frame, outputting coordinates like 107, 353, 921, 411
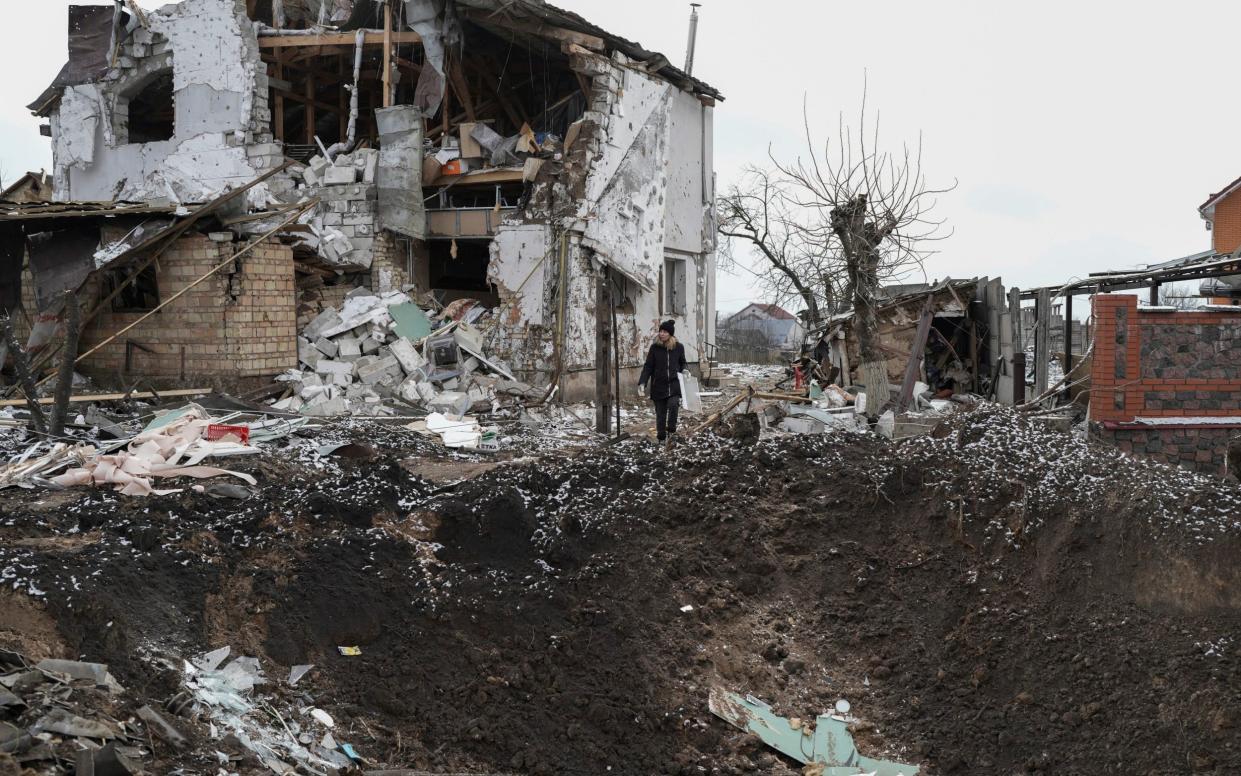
283, 288, 541, 420
184, 646, 358, 774
295, 149, 379, 188
900, 404, 1241, 546
0, 404, 260, 497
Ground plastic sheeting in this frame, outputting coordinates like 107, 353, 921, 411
403, 0, 460, 116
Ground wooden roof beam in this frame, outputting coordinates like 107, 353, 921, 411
258, 30, 421, 48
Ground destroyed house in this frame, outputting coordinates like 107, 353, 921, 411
9, 0, 721, 401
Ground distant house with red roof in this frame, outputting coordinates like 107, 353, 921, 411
722, 303, 805, 349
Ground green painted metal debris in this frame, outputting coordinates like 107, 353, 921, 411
709, 688, 919, 776
388, 303, 432, 341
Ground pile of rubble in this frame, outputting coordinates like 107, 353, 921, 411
0, 644, 376, 775
283, 289, 541, 423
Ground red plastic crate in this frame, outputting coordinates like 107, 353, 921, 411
206, 424, 250, 444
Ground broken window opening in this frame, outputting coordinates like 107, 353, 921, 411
104, 265, 160, 313
122, 70, 175, 144
663, 256, 687, 316
425, 239, 499, 307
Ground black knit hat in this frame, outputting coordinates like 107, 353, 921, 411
659, 320, 675, 335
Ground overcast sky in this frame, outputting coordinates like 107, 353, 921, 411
3, 1, 1238, 314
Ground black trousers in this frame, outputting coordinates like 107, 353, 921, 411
654, 396, 680, 440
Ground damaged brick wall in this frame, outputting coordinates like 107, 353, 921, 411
368, 230, 410, 293
17, 233, 296, 386
1089, 294, 1241, 475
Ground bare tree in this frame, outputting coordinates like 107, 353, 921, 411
1158, 282, 1199, 310
775, 93, 953, 410
716, 167, 841, 331
718, 88, 953, 413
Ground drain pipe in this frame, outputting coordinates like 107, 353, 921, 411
683, 3, 701, 75
326, 28, 365, 157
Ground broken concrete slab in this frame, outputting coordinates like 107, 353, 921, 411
427, 391, 471, 416
313, 337, 339, 358
322, 165, 358, 185
314, 360, 354, 379
356, 355, 402, 385
336, 336, 362, 359
387, 337, 426, 375
303, 309, 344, 341
298, 339, 323, 370
303, 396, 347, 416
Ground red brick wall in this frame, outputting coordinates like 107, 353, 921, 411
1212, 190, 1241, 254
1090, 295, 1241, 422
1089, 294, 1241, 474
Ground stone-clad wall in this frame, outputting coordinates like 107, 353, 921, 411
1106, 427, 1236, 471
1089, 294, 1241, 475
1140, 323, 1241, 379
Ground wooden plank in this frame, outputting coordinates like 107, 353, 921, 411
258, 30, 420, 48
594, 274, 611, 432
447, 59, 476, 122
425, 168, 524, 187
893, 297, 935, 413
0, 388, 210, 408
383, 2, 393, 108
1063, 293, 1075, 380
305, 71, 316, 144
1008, 285, 1023, 353
274, 54, 285, 141
1034, 288, 1051, 397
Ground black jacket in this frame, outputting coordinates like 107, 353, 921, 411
639, 339, 687, 400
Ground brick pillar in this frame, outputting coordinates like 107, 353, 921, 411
1089, 294, 1140, 422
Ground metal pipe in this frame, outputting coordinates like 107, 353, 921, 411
683, 3, 701, 75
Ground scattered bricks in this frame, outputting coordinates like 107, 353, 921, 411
363, 151, 379, 183
308, 155, 330, 176
357, 354, 402, 385
314, 337, 338, 358
360, 336, 380, 355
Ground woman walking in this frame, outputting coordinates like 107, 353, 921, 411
638, 320, 687, 443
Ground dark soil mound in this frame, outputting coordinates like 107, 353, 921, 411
2, 406, 1239, 775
